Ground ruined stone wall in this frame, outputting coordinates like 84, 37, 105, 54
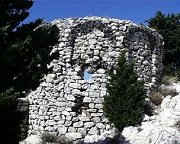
27, 17, 163, 136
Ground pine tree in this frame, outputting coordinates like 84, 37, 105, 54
147, 11, 180, 75
0, 0, 59, 143
103, 54, 146, 132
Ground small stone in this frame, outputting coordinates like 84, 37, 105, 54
79, 116, 90, 122
72, 89, 81, 95
66, 95, 76, 101
92, 117, 101, 123
97, 69, 105, 74
83, 97, 92, 103
64, 121, 72, 127
62, 111, 70, 116
84, 122, 95, 128
91, 113, 103, 117
66, 115, 72, 121
95, 104, 103, 109
69, 83, 81, 89
89, 103, 94, 108
58, 126, 67, 135
88, 127, 99, 135
94, 50, 99, 55
45, 126, 54, 132
96, 123, 105, 129
73, 121, 83, 128
94, 98, 102, 104
68, 127, 76, 132
64, 132, 82, 141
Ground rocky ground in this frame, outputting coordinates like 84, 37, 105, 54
20, 82, 180, 144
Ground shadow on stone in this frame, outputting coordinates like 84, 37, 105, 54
81, 133, 130, 144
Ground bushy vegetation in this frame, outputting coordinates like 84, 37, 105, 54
41, 132, 58, 144
103, 54, 146, 131
0, 0, 59, 143
0, 89, 20, 143
41, 132, 72, 144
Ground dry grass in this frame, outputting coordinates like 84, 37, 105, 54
149, 87, 178, 106
162, 76, 178, 86
160, 88, 178, 97
41, 132, 58, 144
149, 91, 163, 106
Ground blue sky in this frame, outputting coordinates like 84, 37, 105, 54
25, 0, 180, 24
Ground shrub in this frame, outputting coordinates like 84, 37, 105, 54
41, 132, 58, 144
149, 91, 163, 106
103, 53, 146, 132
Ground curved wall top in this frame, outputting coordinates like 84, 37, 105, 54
26, 17, 163, 136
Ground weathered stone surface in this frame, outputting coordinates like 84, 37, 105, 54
83, 97, 91, 103
19, 135, 42, 144
73, 121, 83, 128
64, 132, 82, 141
58, 126, 67, 135
84, 122, 95, 128
24, 16, 163, 139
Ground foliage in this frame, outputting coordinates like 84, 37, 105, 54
0, 0, 59, 143
41, 132, 58, 144
41, 132, 72, 144
147, 11, 180, 75
0, 88, 20, 144
103, 53, 146, 132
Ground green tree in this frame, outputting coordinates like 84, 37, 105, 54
103, 54, 146, 132
0, 0, 59, 143
147, 11, 180, 75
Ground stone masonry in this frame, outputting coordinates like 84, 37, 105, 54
25, 17, 163, 137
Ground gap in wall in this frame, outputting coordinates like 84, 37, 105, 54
83, 69, 92, 80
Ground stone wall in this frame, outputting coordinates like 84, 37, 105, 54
26, 17, 163, 137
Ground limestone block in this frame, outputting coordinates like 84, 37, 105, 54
96, 123, 105, 129
91, 113, 103, 117
62, 111, 70, 116
69, 83, 81, 89
66, 95, 76, 101
73, 121, 84, 128
89, 103, 95, 108
92, 117, 101, 123
89, 127, 99, 135
65, 121, 72, 127
58, 126, 67, 135
95, 104, 103, 109
72, 89, 81, 95
83, 97, 92, 103
84, 122, 95, 128
94, 98, 103, 104
68, 127, 76, 132
64, 132, 82, 141
66, 115, 72, 121
97, 68, 106, 74
94, 50, 99, 55
79, 116, 90, 122
45, 126, 54, 132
